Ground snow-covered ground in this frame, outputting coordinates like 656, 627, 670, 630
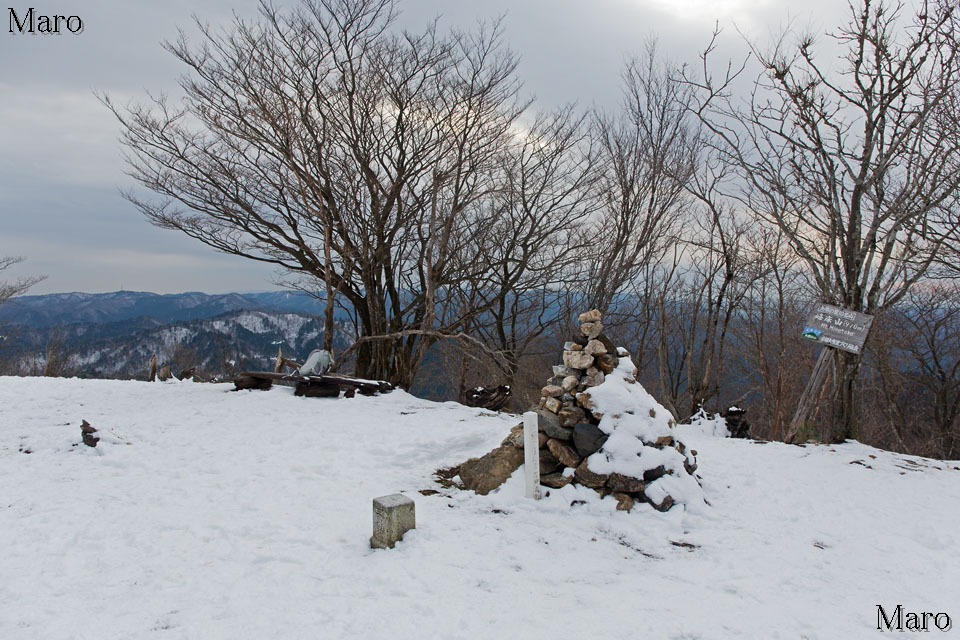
2, 376, 958, 639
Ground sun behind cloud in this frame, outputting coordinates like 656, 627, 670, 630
644, 0, 776, 28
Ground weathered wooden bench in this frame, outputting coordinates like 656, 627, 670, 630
233, 371, 394, 397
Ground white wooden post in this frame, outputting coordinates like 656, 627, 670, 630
523, 411, 541, 499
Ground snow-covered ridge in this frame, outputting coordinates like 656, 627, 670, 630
17, 310, 333, 378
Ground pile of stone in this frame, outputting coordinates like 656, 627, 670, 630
456, 309, 702, 513
80, 419, 99, 447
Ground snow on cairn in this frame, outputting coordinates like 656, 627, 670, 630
457, 309, 704, 513
586, 352, 705, 512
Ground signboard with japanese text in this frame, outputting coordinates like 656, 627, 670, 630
801, 303, 874, 354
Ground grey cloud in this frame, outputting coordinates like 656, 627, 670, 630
0, 0, 851, 295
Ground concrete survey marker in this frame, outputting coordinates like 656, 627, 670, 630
371, 493, 416, 549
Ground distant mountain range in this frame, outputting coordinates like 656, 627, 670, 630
0, 290, 342, 327
0, 291, 349, 380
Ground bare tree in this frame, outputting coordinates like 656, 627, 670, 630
684, 0, 960, 441
864, 283, 960, 458
0, 256, 45, 306
0, 256, 45, 372
105, 0, 526, 387
732, 229, 814, 440
650, 186, 759, 421
586, 41, 696, 316
465, 106, 599, 388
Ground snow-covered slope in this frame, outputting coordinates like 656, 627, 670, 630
1, 377, 958, 639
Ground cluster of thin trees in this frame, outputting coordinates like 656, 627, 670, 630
105, 0, 960, 457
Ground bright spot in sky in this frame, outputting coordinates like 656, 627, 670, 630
646, 0, 774, 26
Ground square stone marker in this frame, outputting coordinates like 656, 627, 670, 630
371, 493, 416, 549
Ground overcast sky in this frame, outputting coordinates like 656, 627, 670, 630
0, 0, 848, 294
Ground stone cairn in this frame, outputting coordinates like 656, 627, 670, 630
80, 419, 99, 447
456, 309, 698, 512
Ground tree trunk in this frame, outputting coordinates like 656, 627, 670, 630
786, 347, 832, 443
829, 350, 863, 442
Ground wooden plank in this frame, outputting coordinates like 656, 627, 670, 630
294, 381, 340, 397
785, 347, 833, 443
233, 374, 275, 391
235, 370, 394, 395
239, 371, 305, 382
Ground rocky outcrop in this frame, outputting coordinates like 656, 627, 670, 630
459, 443, 525, 495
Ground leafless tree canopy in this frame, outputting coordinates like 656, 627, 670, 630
682, 0, 960, 440
0, 256, 44, 306
105, 0, 542, 386
101, 0, 960, 454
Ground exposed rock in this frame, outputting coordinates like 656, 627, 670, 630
561, 375, 579, 392
578, 309, 602, 324
580, 322, 603, 339
572, 422, 608, 457
557, 405, 585, 427
80, 419, 99, 448
537, 409, 574, 441
595, 353, 618, 374
655, 435, 674, 447
612, 492, 635, 512
647, 494, 674, 512
642, 465, 668, 483
541, 385, 563, 398
539, 448, 563, 474
571, 334, 589, 347
538, 432, 549, 447
563, 350, 594, 370
574, 460, 608, 489
459, 444, 525, 495
607, 472, 644, 493
546, 438, 581, 468
543, 396, 562, 414
576, 392, 594, 411
540, 473, 573, 489
597, 333, 617, 355
552, 365, 575, 377
583, 339, 607, 356
501, 423, 524, 448
582, 371, 605, 387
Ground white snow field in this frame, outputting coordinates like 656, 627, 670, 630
2, 376, 958, 639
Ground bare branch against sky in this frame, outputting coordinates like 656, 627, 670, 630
0, 0, 847, 294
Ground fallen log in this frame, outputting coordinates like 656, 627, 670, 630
462, 385, 511, 411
